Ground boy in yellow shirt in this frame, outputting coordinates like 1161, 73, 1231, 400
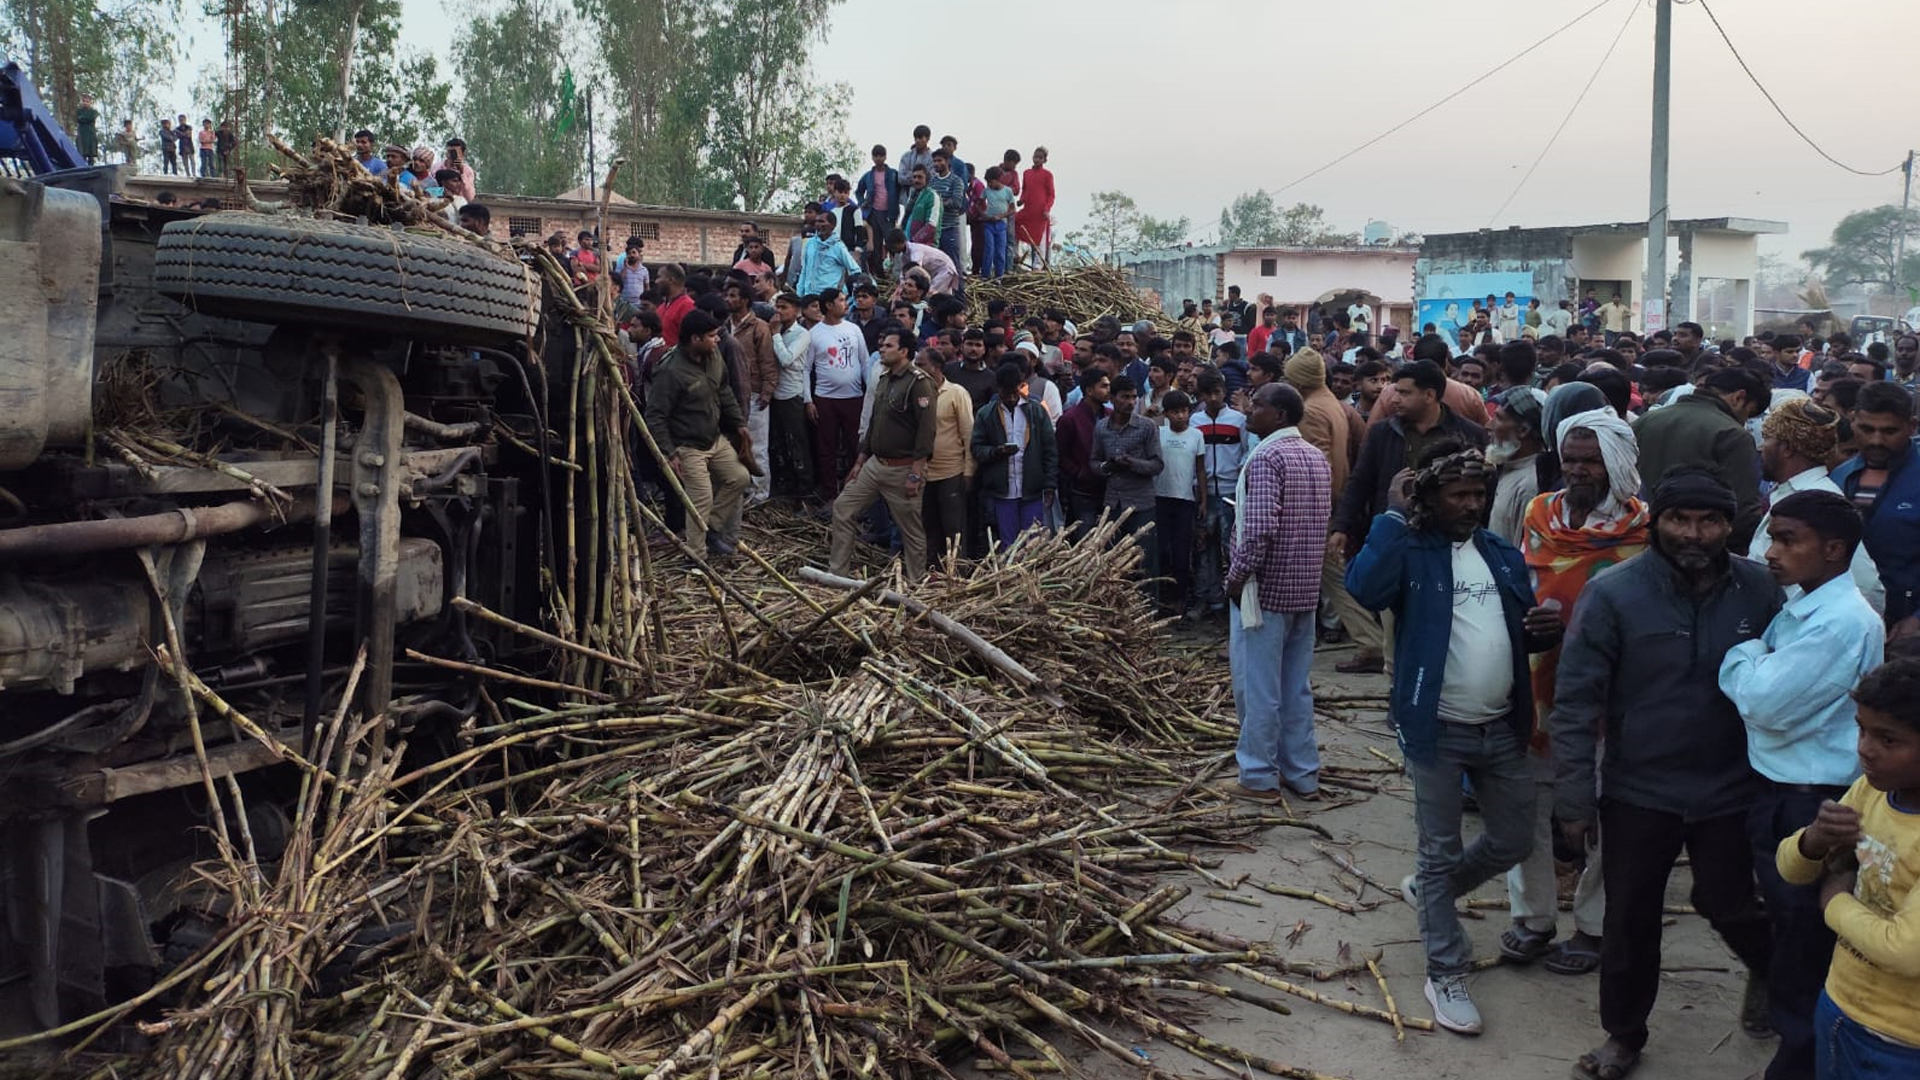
1776, 658, 1920, 1079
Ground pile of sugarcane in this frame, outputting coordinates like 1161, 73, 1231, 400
13, 529, 1416, 1080
963, 264, 1179, 336
4, 217, 1415, 1080
222, 134, 458, 230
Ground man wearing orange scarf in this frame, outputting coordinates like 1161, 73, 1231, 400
1503, 407, 1649, 977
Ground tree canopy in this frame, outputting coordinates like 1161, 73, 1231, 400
573, 0, 850, 211
11, 0, 851, 214
1218, 191, 1359, 248
453, 0, 586, 197
1803, 205, 1920, 297
1, 0, 178, 137
1066, 190, 1191, 256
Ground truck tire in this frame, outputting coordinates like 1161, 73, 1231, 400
153, 212, 539, 344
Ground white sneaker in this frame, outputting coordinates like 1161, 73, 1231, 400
1424, 975, 1484, 1036
1400, 872, 1419, 907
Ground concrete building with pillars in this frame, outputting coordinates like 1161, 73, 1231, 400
1415, 217, 1786, 340
119, 175, 802, 270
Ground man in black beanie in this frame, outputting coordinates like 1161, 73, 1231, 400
1549, 467, 1784, 1080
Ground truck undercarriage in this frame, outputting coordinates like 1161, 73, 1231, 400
0, 166, 556, 1030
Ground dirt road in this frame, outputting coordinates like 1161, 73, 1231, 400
990, 638, 1776, 1080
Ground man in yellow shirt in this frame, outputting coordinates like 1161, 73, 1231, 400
916, 346, 975, 565
1775, 658, 1920, 1079
1595, 292, 1632, 346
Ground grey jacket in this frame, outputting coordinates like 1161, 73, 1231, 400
1550, 548, 1782, 826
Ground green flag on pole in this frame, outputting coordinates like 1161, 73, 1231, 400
554, 68, 578, 139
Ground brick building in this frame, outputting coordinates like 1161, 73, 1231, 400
119, 175, 801, 270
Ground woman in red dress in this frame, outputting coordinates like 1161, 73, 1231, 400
1014, 146, 1054, 270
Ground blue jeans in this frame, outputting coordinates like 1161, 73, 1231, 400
938, 224, 963, 289
1195, 492, 1235, 606
1753, 783, 1847, 1080
1816, 989, 1920, 1079
1405, 721, 1536, 977
983, 220, 1009, 277
1230, 607, 1319, 793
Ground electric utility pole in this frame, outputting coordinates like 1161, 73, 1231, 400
1644, 0, 1672, 333
1897, 150, 1915, 304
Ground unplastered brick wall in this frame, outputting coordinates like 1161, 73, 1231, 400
474, 209, 796, 270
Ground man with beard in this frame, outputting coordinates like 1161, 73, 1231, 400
1346, 442, 1563, 1035
1506, 409, 1651, 979
1832, 382, 1920, 641
1894, 332, 1918, 388
1753, 399, 1883, 614
1551, 469, 1781, 1080
1332, 360, 1488, 673
1485, 388, 1548, 550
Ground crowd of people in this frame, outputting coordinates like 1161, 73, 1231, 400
161, 106, 1920, 1078
1205, 309, 1919, 1080
90, 102, 1920, 1078
614, 216, 1918, 1079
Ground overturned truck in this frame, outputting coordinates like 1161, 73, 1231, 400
0, 167, 563, 1029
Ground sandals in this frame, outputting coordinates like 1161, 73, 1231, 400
1499, 922, 1556, 963
1545, 936, 1602, 976
1571, 1040, 1640, 1080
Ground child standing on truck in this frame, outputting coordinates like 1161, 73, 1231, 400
174, 115, 195, 178
197, 119, 216, 178
1775, 658, 1920, 1079
158, 115, 178, 174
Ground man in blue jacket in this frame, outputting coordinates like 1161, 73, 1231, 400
1346, 441, 1564, 1037
1831, 380, 1920, 638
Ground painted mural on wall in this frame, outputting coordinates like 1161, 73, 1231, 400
1417, 271, 1534, 341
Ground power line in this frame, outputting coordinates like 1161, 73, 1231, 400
1486, 0, 1640, 227
1695, 0, 1902, 177
1274, 0, 1627, 195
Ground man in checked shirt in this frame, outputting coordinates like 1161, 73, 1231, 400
1223, 382, 1332, 805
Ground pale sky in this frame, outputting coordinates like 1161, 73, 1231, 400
163, 0, 1919, 261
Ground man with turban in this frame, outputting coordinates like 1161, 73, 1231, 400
1346, 440, 1564, 1037
1551, 468, 1782, 1080
1755, 398, 1884, 614
1502, 408, 1652, 976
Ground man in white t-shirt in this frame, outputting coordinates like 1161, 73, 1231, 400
1344, 442, 1563, 1038
806, 288, 871, 503
1346, 302, 1372, 337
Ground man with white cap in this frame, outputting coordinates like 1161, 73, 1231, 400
1505, 408, 1651, 977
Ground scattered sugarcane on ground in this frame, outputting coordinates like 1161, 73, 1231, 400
0, 201, 1431, 1080
0, 183, 1774, 1080
4, 511, 1422, 1080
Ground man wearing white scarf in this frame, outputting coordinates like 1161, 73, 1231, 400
1556, 408, 1642, 521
